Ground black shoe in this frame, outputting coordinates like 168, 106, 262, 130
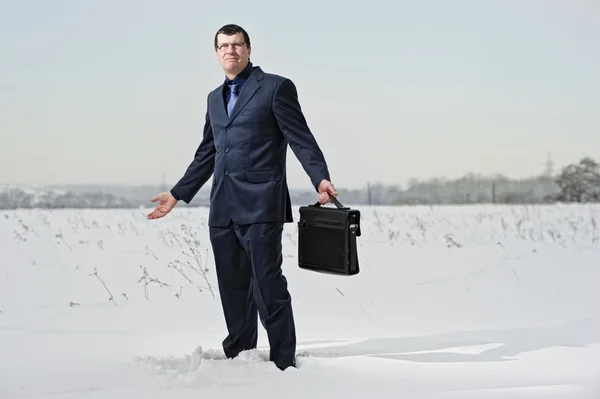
275, 358, 296, 371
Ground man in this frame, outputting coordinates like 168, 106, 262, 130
147, 24, 338, 370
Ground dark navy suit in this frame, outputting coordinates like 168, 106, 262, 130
170, 62, 330, 369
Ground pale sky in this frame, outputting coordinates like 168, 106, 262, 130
1, 0, 599, 190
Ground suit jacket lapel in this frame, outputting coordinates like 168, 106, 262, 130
214, 83, 228, 123
226, 67, 263, 126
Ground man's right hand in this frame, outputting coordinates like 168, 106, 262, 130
147, 191, 178, 220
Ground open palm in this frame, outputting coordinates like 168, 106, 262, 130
147, 192, 178, 219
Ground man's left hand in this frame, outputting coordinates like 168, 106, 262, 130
318, 179, 339, 205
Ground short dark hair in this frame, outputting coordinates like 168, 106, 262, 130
214, 24, 250, 50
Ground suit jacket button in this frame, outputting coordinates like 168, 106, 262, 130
225, 147, 230, 153
225, 170, 229, 176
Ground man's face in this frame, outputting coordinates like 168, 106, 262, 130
215, 32, 250, 76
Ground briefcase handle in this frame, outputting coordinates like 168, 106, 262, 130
312, 194, 349, 210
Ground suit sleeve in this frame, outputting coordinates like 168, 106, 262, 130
170, 101, 216, 204
272, 78, 331, 192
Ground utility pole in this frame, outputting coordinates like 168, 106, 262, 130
545, 152, 554, 177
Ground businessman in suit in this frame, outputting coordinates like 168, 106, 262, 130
147, 24, 338, 370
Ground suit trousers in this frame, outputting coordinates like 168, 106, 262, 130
209, 221, 296, 369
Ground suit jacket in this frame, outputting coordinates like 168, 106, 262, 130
170, 66, 331, 227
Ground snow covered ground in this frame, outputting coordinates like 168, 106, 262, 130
1, 203, 599, 398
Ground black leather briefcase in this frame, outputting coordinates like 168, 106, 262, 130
297, 196, 361, 276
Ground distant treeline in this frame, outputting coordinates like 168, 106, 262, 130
336, 174, 559, 205
1, 157, 599, 209
0, 189, 134, 210
323, 156, 600, 206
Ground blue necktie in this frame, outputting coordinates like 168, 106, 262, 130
227, 83, 239, 117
